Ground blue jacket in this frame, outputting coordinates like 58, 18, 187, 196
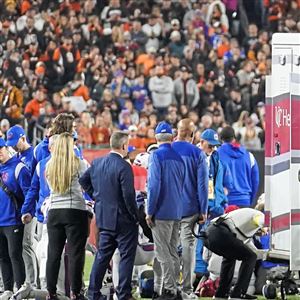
147, 143, 185, 220
207, 151, 232, 217
18, 146, 34, 174
218, 143, 259, 207
25, 157, 50, 223
79, 153, 139, 231
32, 137, 83, 172
172, 141, 208, 217
32, 137, 49, 172
0, 156, 31, 226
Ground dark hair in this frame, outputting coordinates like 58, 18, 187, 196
50, 113, 75, 136
220, 126, 235, 143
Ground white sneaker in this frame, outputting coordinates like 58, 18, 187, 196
10, 283, 32, 300
0, 291, 13, 300
181, 291, 199, 299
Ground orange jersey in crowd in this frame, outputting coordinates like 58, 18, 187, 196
24, 99, 48, 118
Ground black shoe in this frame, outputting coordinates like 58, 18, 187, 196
152, 292, 160, 300
176, 290, 182, 300
71, 293, 88, 300
158, 289, 177, 300
230, 294, 257, 300
46, 293, 58, 300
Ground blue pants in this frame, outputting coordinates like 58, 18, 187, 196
88, 223, 138, 300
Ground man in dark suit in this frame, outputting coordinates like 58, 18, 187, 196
79, 131, 139, 300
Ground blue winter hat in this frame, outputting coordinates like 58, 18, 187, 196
155, 122, 172, 135
6, 125, 25, 147
201, 129, 220, 146
0, 138, 6, 147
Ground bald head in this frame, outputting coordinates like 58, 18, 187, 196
177, 118, 195, 142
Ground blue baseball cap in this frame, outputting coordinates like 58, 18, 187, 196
155, 122, 173, 135
0, 138, 6, 148
128, 145, 136, 153
201, 129, 220, 146
6, 125, 25, 147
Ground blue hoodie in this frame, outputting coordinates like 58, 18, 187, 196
172, 141, 208, 216
218, 143, 259, 207
24, 157, 50, 223
0, 156, 31, 226
147, 143, 185, 220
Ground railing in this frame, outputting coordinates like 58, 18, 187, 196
32, 123, 46, 147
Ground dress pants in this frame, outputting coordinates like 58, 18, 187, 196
88, 222, 138, 300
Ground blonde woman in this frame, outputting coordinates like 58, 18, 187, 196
45, 133, 89, 300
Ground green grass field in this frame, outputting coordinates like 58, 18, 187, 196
84, 252, 94, 283
83, 254, 300, 299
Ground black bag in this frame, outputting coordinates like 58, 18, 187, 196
0, 174, 22, 210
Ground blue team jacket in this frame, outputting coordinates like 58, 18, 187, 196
147, 143, 185, 220
24, 156, 50, 222
32, 137, 83, 172
172, 141, 208, 217
0, 156, 31, 226
18, 146, 34, 174
218, 143, 259, 207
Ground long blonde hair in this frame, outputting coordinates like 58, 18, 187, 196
46, 133, 80, 194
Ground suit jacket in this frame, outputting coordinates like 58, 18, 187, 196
79, 152, 139, 231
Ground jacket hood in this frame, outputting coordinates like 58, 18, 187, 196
221, 142, 246, 158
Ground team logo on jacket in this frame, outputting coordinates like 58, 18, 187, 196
1, 172, 8, 182
7, 132, 13, 140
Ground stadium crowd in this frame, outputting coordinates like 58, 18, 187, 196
0, 1, 299, 300
1, 0, 299, 150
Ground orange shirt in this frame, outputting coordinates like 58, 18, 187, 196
90, 127, 110, 145
73, 85, 90, 101
136, 54, 155, 76
24, 99, 47, 118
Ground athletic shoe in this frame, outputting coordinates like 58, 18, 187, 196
181, 291, 198, 299
10, 283, 32, 300
0, 291, 13, 300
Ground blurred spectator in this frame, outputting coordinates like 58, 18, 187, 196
0, 77, 23, 125
91, 114, 110, 145
77, 111, 93, 148
239, 117, 263, 150
148, 65, 174, 120
24, 85, 50, 142
174, 65, 199, 110
0, 119, 10, 138
225, 89, 247, 124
